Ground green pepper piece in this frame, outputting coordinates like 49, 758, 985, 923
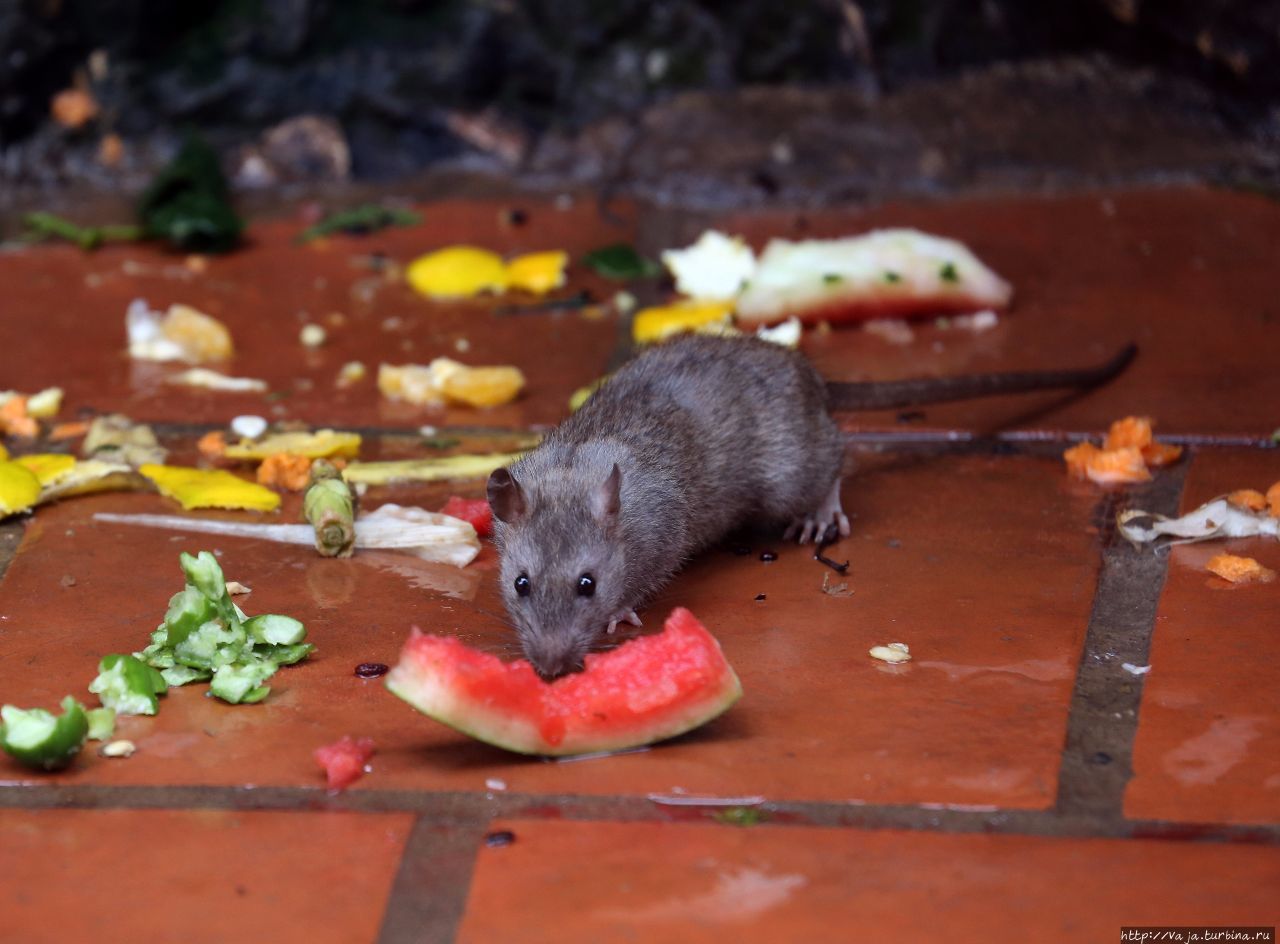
0, 697, 90, 770
209, 662, 277, 705
258, 642, 316, 666
180, 551, 228, 604
160, 665, 212, 688
138, 642, 175, 670
88, 653, 163, 716
86, 707, 116, 742
173, 619, 246, 671
244, 614, 307, 646
163, 586, 218, 647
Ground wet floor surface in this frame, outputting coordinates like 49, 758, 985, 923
0, 186, 1277, 942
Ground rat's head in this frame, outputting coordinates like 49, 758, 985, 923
488, 463, 627, 681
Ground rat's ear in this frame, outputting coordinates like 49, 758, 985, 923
487, 467, 527, 524
592, 464, 622, 522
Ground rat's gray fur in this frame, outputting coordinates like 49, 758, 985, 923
489, 334, 844, 680
487, 334, 1138, 679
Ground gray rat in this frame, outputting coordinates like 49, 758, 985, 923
488, 334, 1135, 680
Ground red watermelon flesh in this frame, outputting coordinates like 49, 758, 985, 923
384, 607, 742, 756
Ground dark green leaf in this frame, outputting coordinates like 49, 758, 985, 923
582, 244, 661, 280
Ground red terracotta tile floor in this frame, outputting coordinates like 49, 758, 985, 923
0, 185, 1277, 942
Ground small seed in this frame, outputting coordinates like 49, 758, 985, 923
484, 830, 516, 847
354, 662, 389, 679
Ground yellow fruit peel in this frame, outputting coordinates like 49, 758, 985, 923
140, 464, 281, 512
505, 251, 568, 295
342, 452, 524, 486
13, 453, 77, 487
0, 461, 42, 516
632, 299, 736, 344
406, 246, 507, 299
224, 429, 362, 461
38, 460, 142, 503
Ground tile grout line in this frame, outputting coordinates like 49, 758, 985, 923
376, 814, 491, 944
2, 784, 1277, 844
1052, 461, 1189, 823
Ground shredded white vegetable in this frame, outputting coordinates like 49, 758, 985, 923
93, 503, 480, 567
1117, 497, 1279, 548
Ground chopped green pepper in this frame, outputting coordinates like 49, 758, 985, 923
173, 619, 247, 671
131, 550, 313, 707
939, 262, 959, 283
210, 662, 277, 705
162, 586, 218, 647
245, 614, 307, 646
86, 707, 116, 742
0, 697, 89, 770
88, 654, 166, 716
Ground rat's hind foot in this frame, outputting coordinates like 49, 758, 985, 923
784, 478, 851, 545
606, 609, 643, 635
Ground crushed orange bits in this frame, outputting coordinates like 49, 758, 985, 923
1267, 480, 1280, 518
256, 453, 312, 491
1206, 554, 1277, 584
1139, 442, 1184, 467
197, 430, 227, 460
49, 421, 89, 441
0, 397, 38, 439
378, 359, 524, 409
1063, 416, 1181, 486
1103, 415, 1152, 450
1063, 442, 1151, 485
1227, 489, 1268, 512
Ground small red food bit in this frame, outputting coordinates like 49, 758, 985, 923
439, 496, 493, 537
313, 736, 376, 791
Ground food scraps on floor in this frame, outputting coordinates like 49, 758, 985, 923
126, 299, 234, 363
130, 551, 314, 704
1063, 416, 1183, 486
314, 735, 376, 791
869, 642, 912, 663
378, 358, 525, 408
1205, 553, 1277, 584
95, 503, 482, 567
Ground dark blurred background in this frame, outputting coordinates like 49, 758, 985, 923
3, 0, 1279, 208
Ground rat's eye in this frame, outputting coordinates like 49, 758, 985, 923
514, 573, 531, 597
577, 573, 595, 597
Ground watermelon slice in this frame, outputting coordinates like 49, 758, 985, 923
734, 229, 1012, 327
384, 607, 742, 756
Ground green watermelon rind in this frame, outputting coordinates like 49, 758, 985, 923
384, 613, 743, 757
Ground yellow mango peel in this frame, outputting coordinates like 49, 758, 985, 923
140, 465, 281, 512
13, 453, 77, 487
632, 299, 736, 343
407, 246, 507, 299
224, 429, 362, 461
0, 462, 41, 516
505, 251, 568, 295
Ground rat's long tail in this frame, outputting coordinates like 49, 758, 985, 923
825, 343, 1137, 412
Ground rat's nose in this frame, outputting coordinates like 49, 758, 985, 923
532, 656, 585, 683
524, 635, 587, 682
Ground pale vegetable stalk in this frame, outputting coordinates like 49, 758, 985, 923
94, 503, 480, 567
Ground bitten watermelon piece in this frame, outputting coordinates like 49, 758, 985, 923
384, 607, 742, 756
439, 496, 493, 538
314, 735, 376, 790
